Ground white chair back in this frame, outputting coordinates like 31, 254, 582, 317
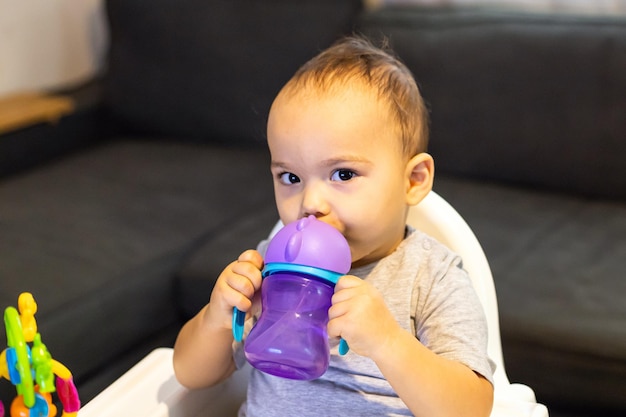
407, 191, 508, 386
409, 192, 548, 416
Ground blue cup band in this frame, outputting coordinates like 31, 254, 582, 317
262, 263, 344, 285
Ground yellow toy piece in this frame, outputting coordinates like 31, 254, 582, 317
50, 360, 72, 382
0, 350, 8, 380
17, 293, 37, 344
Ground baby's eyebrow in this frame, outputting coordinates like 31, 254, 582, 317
270, 156, 373, 170
270, 161, 290, 170
321, 156, 373, 167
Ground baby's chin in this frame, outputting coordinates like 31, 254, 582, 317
349, 251, 379, 269
349, 240, 402, 269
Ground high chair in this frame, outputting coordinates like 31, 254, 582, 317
79, 191, 548, 417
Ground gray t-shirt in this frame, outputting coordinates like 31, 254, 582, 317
236, 227, 495, 416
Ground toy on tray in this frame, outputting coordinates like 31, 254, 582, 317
232, 215, 352, 380
1, 293, 80, 417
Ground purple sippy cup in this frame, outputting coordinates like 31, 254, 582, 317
232, 215, 351, 380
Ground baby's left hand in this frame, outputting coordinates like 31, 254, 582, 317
327, 275, 402, 359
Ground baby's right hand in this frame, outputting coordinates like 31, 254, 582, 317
207, 249, 264, 331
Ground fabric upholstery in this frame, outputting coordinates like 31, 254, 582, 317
358, 7, 626, 200
175, 203, 278, 319
105, 0, 362, 145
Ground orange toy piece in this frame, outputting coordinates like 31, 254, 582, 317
10, 390, 56, 417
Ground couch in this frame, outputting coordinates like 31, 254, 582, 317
1, 2, 624, 416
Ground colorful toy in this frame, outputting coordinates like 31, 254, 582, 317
233, 215, 352, 380
1, 293, 80, 417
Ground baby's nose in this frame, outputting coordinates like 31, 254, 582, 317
301, 183, 330, 218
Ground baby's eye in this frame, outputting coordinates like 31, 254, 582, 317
278, 172, 301, 185
331, 169, 356, 182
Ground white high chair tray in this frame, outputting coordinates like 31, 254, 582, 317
78, 348, 247, 417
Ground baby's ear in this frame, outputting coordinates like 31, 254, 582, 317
405, 153, 434, 206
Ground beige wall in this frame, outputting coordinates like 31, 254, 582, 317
0, 0, 108, 97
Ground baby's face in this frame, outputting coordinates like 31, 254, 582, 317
267, 86, 412, 267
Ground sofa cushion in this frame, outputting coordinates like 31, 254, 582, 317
434, 175, 626, 410
104, 0, 362, 144
358, 7, 626, 200
175, 203, 279, 319
0, 140, 274, 389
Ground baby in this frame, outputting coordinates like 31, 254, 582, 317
173, 36, 495, 417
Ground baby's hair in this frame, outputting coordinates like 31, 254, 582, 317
282, 35, 429, 157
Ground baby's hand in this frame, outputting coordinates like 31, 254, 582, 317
207, 249, 264, 331
328, 275, 401, 359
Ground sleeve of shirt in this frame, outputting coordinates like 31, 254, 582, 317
414, 246, 496, 385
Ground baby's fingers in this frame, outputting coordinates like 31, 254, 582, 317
238, 249, 264, 270
230, 263, 262, 294
212, 252, 262, 310
224, 268, 261, 309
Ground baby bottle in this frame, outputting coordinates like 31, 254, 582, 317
232, 215, 351, 380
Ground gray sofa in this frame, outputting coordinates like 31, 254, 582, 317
1, 2, 624, 417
